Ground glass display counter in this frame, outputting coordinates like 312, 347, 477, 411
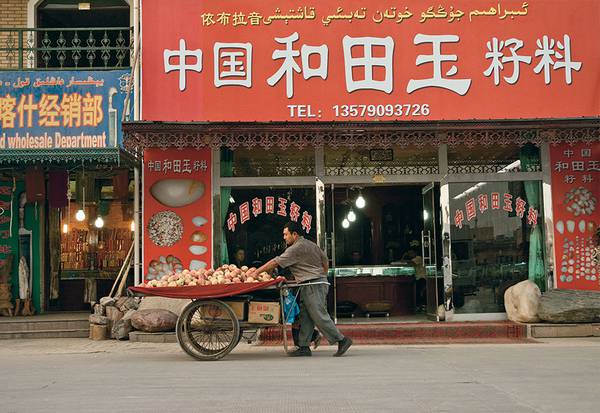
330, 266, 416, 277
330, 265, 416, 316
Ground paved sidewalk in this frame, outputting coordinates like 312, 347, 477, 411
1, 338, 599, 412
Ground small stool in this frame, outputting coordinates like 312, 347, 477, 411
363, 301, 392, 318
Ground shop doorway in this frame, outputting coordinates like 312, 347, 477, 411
422, 183, 443, 320
324, 184, 442, 322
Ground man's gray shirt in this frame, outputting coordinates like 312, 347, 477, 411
275, 237, 328, 282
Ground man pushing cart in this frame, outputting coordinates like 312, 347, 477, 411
248, 221, 352, 357
129, 221, 351, 360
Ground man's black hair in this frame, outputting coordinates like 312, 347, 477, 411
284, 221, 301, 234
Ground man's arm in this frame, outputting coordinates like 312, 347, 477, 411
247, 258, 278, 278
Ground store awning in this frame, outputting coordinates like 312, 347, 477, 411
0, 148, 139, 167
122, 118, 600, 155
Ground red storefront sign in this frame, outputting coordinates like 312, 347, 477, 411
227, 196, 313, 233
550, 142, 600, 290
143, 148, 212, 280
142, 0, 600, 122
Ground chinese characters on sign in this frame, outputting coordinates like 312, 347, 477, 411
146, 159, 208, 174
454, 191, 539, 229
550, 143, 600, 290
227, 195, 313, 233
0, 93, 103, 129
163, 32, 580, 96
143, 0, 598, 122
0, 71, 131, 149
553, 148, 599, 185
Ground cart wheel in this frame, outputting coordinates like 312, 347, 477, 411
176, 300, 240, 361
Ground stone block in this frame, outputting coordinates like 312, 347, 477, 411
504, 280, 541, 323
538, 289, 600, 323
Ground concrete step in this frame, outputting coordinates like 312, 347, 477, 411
0, 329, 90, 339
528, 323, 600, 338
129, 331, 177, 343
0, 312, 90, 339
0, 319, 89, 333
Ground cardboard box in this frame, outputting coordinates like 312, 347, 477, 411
228, 301, 245, 320
200, 301, 245, 320
248, 302, 280, 324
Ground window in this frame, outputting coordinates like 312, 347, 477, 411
220, 187, 316, 267
221, 147, 314, 177
325, 144, 438, 176
449, 180, 545, 313
448, 143, 541, 174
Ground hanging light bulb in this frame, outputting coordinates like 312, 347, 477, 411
75, 209, 86, 221
130, 220, 135, 232
355, 193, 366, 209
342, 218, 350, 229
94, 216, 104, 228
62, 223, 68, 234
76, 166, 86, 221
347, 209, 356, 222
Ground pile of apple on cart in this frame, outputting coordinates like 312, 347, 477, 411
129, 265, 298, 361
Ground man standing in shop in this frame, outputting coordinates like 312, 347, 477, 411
248, 221, 353, 357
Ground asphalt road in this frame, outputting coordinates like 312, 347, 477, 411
1, 338, 599, 412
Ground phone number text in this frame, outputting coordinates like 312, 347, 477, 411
332, 103, 430, 118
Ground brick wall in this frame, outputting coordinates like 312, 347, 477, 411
0, 0, 29, 69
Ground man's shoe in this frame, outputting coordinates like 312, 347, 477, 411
312, 333, 322, 350
333, 337, 352, 357
287, 346, 312, 357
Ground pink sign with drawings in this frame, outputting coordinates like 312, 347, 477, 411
550, 142, 600, 290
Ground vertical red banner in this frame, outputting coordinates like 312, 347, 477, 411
143, 148, 212, 281
550, 142, 600, 290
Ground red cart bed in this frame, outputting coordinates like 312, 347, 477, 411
128, 277, 289, 360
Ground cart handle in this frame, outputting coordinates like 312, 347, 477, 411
283, 280, 330, 288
